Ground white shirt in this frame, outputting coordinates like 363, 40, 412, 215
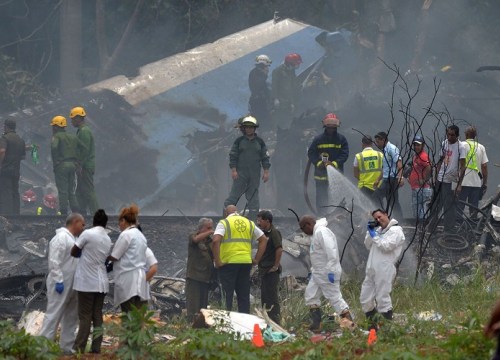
73, 226, 112, 293
144, 247, 158, 301
214, 213, 264, 240
461, 140, 488, 187
437, 140, 465, 183
111, 226, 148, 305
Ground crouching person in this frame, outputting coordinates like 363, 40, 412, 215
360, 209, 405, 330
299, 215, 352, 332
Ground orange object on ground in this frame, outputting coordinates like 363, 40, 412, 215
367, 328, 377, 345
252, 323, 265, 347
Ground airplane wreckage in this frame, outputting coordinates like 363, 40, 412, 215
1, 17, 500, 321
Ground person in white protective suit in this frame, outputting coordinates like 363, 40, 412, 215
299, 215, 353, 332
39, 213, 85, 353
360, 208, 405, 329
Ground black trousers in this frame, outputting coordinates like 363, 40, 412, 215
120, 295, 147, 313
0, 173, 20, 215
375, 177, 403, 219
185, 278, 209, 320
260, 268, 280, 324
218, 264, 252, 313
73, 291, 105, 353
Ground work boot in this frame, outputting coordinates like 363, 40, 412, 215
365, 309, 378, 331
381, 309, 393, 321
309, 308, 322, 332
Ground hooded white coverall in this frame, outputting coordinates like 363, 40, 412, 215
304, 218, 349, 313
39, 227, 78, 352
360, 218, 405, 313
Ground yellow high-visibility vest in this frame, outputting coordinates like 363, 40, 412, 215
220, 215, 254, 264
356, 148, 383, 190
465, 139, 479, 171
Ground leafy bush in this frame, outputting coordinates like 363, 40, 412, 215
0, 320, 59, 360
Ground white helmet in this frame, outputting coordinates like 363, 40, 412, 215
255, 54, 272, 66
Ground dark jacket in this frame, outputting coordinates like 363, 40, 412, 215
229, 135, 271, 173
249, 65, 270, 101
307, 130, 349, 180
271, 64, 297, 105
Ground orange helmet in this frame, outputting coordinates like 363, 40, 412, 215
323, 113, 340, 127
43, 194, 58, 209
22, 189, 37, 203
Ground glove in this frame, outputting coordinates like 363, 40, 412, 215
105, 259, 114, 273
331, 161, 338, 168
328, 273, 335, 283
367, 226, 377, 238
55, 282, 64, 294
307, 272, 312, 281
74, 248, 82, 258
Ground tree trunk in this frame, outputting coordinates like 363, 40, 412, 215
60, 0, 82, 91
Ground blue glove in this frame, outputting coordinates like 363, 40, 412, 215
74, 248, 82, 258
367, 226, 377, 238
328, 273, 335, 283
55, 282, 64, 294
307, 272, 312, 281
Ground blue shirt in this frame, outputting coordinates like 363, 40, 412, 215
382, 141, 401, 178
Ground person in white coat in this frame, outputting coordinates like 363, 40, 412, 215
71, 209, 112, 354
299, 215, 352, 332
360, 208, 405, 328
107, 204, 148, 312
39, 213, 85, 353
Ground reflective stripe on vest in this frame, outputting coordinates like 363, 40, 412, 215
356, 149, 383, 190
465, 139, 479, 171
317, 143, 342, 149
220, 216, 254, 264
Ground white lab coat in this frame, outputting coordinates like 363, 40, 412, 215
360, 218, 405, 313
73, 226, 112, 293
39, 227, 78, 352
304, 218, 349, 313
111, 226, 148, 306
144, 247, 158, 301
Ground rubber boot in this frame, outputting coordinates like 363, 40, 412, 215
365, 309, 378, 331
381, 309, 393, 321
309, 308, 322, 332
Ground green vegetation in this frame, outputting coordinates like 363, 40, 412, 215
0, 320, 59, 359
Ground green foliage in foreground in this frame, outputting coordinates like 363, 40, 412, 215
0, 320, 59, 360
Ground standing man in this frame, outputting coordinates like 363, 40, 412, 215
271, 53, 302, 130
212, 205, 267, 314
458, 126, 488, 219
0, 118, 26, 215
307, 113, 349, 214
408, 135, 432, 220
39, 213, 85, 354
185, 217, 215, 321
360, 209, 405, 329
249, 55, 272, 131
373, 132, 404, 218
70, 106, 98, 215
224, 116, 270, 220
256, 210, 282, 324
51, 115, 79, 215
353, 135, 383, 199
432, 125, 466, 233
299, 215, 352, 332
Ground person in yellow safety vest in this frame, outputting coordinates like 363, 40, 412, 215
211, 205, 268, 314
353, 136, 383, 199
458, 126, 488, 220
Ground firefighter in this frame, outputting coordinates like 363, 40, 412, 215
70, 106, 99, 215
224, 116, 270, 220
51, 116, 79, 215
0, 118, 26, 215
353, 135, 383, 199
307, 113, 349, 214
271, 53, 302, 130
37, 194, 61, 216
249, 55, 272, 131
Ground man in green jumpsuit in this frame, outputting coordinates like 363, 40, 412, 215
51, 116, 79, 215
70, 106, 99, 215
224, 116, 270, 220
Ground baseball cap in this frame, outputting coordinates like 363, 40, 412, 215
413, 135, 424, 144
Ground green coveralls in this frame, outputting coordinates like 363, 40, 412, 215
224, 135, 270, 219
271, 64, 298, 130
51, 130, 79, 215
76, 124, 98, 215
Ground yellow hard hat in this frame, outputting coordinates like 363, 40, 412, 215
50, 115, 67, 127
70, 106, 86, 118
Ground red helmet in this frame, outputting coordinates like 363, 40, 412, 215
284, 53, 302, 66
43, 194, 58, 209
323, 113, 340, 127
22, 189, 37, 203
